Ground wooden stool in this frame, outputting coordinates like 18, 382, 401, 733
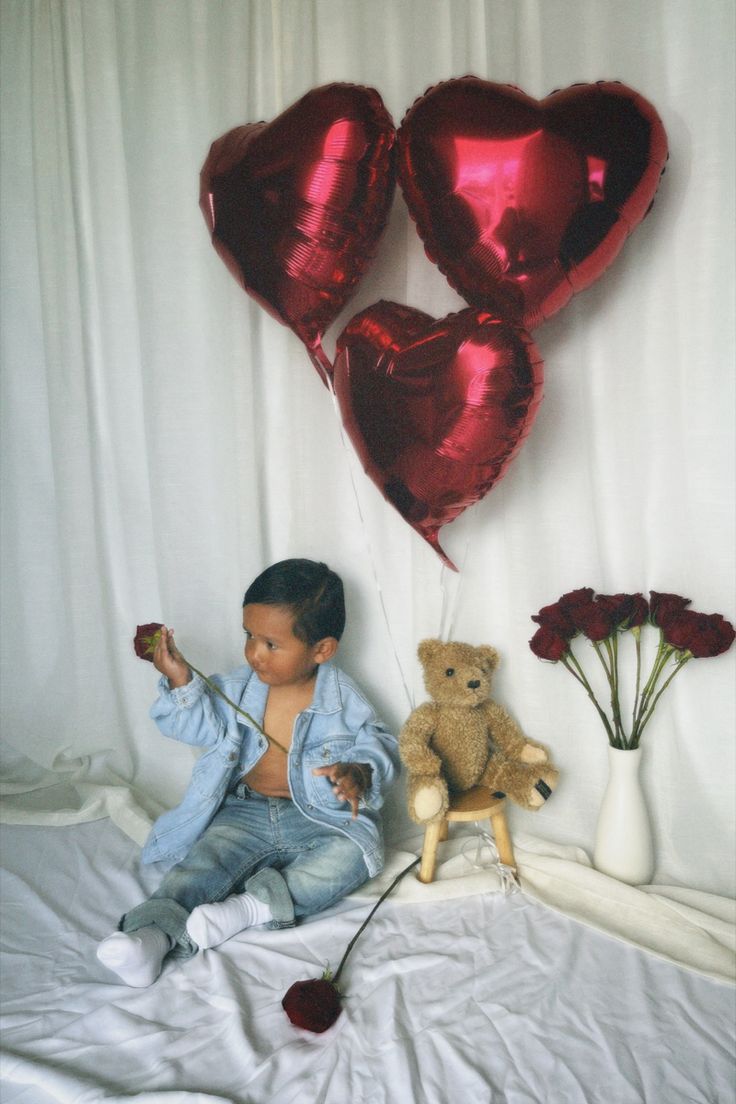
417, 786, 516, 884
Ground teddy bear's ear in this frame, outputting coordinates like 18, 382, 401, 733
477, 645, 499, 671
418, 638, 443, 666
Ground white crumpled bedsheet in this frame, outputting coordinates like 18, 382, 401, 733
1, 817, 734, 1104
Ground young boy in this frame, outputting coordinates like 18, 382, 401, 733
97, 559, 399, 986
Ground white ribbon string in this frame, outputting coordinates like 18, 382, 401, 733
322, 371, 415, 713
438, 539, 470, 641
461, 825, 520, 895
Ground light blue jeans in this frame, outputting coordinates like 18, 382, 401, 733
122, 783, 370, 959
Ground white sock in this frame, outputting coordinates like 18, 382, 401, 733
96, 926, 171, 987
186, 892, 273, 949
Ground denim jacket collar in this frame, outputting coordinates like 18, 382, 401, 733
236, 660, 342, 727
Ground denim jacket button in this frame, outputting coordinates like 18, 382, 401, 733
228, 752, 237, 761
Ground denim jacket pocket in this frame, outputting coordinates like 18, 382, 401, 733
304, 737, 354, 810
189, 743, 238, 800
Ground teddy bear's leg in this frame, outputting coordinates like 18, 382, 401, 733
480, 759, 558, 811
407, 775, 449, 824
526, 766, 559, 808
519, 741, 550, 766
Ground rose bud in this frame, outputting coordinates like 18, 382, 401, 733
134, 623, 164, 662
663, 611, 735, 658
529, 627, 569, 661
648, 592, 691, 627
595, 593, 649, 630
282, 977, 342, 1033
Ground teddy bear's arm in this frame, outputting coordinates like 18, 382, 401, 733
482, 701, 551, 764
398, 703, 443, 775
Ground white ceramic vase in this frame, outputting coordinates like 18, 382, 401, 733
593, 745, 654, 885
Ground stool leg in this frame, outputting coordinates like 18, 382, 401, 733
490, 810, 516, 870
418, 819, 444, 883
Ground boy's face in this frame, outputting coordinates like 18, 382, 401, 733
242, 603, 334, 687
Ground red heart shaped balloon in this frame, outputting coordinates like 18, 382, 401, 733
398, 77, 668, 329
200, 84, 396, 382
333, 301, 544, 569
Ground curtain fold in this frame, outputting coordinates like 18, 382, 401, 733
1, 0, 734, 895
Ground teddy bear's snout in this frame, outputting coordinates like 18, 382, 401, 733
467, 679, 481, 689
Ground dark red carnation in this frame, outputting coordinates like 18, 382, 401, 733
529, 627, 570, 661
662, 611, 735, 658
648, 592, 691, 628
282, 977, 342, 1033
134, 623, 163, 662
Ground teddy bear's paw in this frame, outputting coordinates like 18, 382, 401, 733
412, 783, 447, 823
527, 768, 559, 808
519, 743, 549, 765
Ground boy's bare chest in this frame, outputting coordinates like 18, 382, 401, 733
243, 682, 314, 798
263, 682, 314, 749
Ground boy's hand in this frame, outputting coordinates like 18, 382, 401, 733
312, 762, 373, 819
153, 626, 192, 688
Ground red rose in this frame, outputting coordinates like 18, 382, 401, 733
282, 857, 420, 1034
282, 977, 342, 1033
648, 592, 691, 627
567, 594, 616, 641
662, 611, 735, 658
531, 601, 576, 637
530, 588, 733, 749
134, 623, 163, 662
595, 593, 649, 630
529, 627, 570, 661
626, 594, 650, 628
557, 588, 596, 615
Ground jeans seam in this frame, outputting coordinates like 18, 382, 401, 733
302, 861, 369, 917
211, 844, 279, 902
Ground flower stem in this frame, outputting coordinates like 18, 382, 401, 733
332, 857, 420, 986
631, 626, 643, 743
184, 660, 289, 755
562, 652, 617, 745
632, 655, 690, 746
601, 636, 625, 747
632, 634, 675, 740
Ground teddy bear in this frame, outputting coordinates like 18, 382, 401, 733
399, 638, 558, 824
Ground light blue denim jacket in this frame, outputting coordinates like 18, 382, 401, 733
141, 660, 399, 877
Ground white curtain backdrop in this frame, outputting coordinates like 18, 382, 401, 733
1, 0, 734, 896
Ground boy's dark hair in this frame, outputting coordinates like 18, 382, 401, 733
243, 559, 346, 644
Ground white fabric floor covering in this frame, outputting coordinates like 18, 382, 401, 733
3, 770, 734, 984
361, 834, 736, 986
1, 818, 734, 1104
